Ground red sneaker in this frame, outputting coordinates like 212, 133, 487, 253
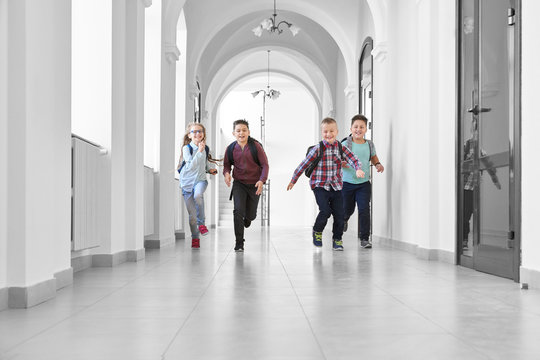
198, 225, 209, 236
191, 238, 200, 249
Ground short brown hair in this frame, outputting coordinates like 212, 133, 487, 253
351, 114, 368, 126
321, 117, 337, 126
233, 119, 249, 129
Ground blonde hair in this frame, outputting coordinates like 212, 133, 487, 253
177, 123, 221, 169
321, 117, 337, 126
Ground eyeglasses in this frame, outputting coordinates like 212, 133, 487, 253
190, 130, 203, 134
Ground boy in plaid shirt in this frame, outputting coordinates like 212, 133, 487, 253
287, 118, 364, 250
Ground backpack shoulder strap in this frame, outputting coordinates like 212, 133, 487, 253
247, 137, 261, 166
366, 139, 374, 157
337, 140, 344, 158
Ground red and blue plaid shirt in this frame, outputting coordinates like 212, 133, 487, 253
291, 140, 361, 190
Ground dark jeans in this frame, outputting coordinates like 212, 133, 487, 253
313, 187, 344, 240
342, 181, 371, 241
463, 189, 474, 244
232, 181, 260, 242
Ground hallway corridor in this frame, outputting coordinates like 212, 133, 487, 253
1, 227, 540, 360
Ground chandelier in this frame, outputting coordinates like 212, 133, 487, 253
251, 50, 280, 100
252, 0, 300, 37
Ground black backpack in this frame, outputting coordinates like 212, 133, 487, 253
226, 136, 262, 168
304, 141, 344, 178
177, 144, 210, 174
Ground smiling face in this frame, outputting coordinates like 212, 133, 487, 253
351, 119, 367, 141
189, 124, 205, 144
233, 124, 250, 145
321, 122, 338, 144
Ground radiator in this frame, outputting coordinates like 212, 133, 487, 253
71, 137, 104, 251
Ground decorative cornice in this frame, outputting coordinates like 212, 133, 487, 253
141, 0, 152, 8
164, 44, 180, 63
371, 42, 388, 63
344, 85, 357, 100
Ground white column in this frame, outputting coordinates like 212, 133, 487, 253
0, 0, 8, 308
104, 0, 146, 262
148, 39, 179, 248
5, 0, 72, 308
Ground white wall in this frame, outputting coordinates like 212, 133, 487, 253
218, 77, 318, 227
521, 1, 540, 275
0, 0, 7, 290
72, 0, 112, 149
6, 0, 72, 287
144, 0, 161, 169
369, 0, 456, 256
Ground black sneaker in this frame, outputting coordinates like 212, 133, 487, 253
343, 220, 348, 233
234, 240, 244, 252
244, 218, 251, 228
360, 240, 372, 249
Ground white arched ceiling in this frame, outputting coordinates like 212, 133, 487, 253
180, 0, 381, 93
210, 70, 323, 136
205, 48, 331, 119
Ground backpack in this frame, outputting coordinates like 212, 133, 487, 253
304, 141, 344, 178
342, 135, 374, 158
226, 136, 262, 168
177, 144, 210, 174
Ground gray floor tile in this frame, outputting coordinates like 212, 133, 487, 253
1, 227, 539, 360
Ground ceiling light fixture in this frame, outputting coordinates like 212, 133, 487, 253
252, 0, 300, 37
251, 50, 280, 101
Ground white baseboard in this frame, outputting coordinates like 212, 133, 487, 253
372, 235, 456, 264
520, 266, 540, 290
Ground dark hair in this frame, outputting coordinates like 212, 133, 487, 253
233, 119, 250, 130
351, 114, 368, 126
321, 117, 337, 126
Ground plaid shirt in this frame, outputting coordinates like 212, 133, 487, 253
291, 140, 361, 190
463, 138, 499, 190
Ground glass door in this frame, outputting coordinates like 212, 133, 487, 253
458, 0, 520, 280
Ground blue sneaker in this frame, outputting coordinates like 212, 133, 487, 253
333, 239, 344, 251
312, 231, 323, 247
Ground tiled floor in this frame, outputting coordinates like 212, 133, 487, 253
2, 226, 540, 360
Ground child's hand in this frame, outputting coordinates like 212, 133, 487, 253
356, 169, 365, 178
286, 182, 295, 191
255, 181, 264, 195
198, 140, 206, 153
209, 169, 218, 175
224, 172, 231, 187
375, 163, 384, 173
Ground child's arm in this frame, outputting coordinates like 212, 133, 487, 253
287, 146, 319, 190
182, 144, 205, 173
370, 154, 384, 173
223, 146, 232, 187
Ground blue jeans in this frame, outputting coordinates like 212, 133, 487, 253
342, 181, 371, 241
182, 181, 208, 239
313, 187, 344, 240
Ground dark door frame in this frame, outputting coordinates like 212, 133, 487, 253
455, 0, 522, 281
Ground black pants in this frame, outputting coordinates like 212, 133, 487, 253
463, 189, 474, 244
232, 181, 260, 242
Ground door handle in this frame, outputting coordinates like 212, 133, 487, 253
467, 105, 492, 115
